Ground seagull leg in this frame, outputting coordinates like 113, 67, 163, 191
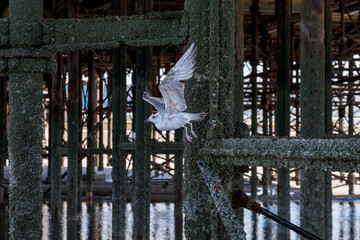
189, 122, 198, 138
184, 126, 192, 142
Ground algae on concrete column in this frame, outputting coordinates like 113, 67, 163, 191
183, 0, 215, 238
324, 1, 333, 238
8, 72, 43, 240
233, 0, 245, 226
219, 0, 235, 136
234, 0, 245, 131
8, 0, 44, 239
133, 1, 153, 238
133, 46, 152, 240
112, 46, 127, 240
184, 0, 236, 239
275, 0, 292, 238
300, 0, 326, 238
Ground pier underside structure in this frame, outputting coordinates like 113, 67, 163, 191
0, 0, 359, 239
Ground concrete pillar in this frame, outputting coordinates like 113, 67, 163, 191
8, 0, 45, 238
112, 46, 128, 240
275, 0, 291, 238
50, 53, 64, 240
111, 2, 128, 238
300, 0, 326, 238
184, 0, 236, 238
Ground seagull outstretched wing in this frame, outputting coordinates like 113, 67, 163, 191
142, 90, 166, 114
159, 43, 197, 115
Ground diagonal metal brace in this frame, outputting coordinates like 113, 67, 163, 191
231, 190, 322, 240
197, 160, 246, 240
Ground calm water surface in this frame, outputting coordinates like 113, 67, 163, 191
0, 201, 359, 239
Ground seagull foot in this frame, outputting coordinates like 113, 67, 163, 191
189, 123, 198, 139
186, 135, 193, 142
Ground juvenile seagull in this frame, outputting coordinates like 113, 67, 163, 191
143, 43, 206, 142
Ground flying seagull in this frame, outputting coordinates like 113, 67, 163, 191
143, 43, 206, 142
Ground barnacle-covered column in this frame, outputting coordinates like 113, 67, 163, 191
7, 0, 53, 239
300, 0, 326, 238
184, 0, 237, 239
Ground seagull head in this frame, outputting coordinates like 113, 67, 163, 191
144, 114, 161, 124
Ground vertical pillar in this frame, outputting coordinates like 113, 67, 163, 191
8, 0, 44, 239
50, 53, 64, 218
66, 49, 79, 238
99, 71, 104, 171
8, 67, 44, 239
112, 45, 128, 240
133, 46, 152, 240
249, 0, 259, 202
324, 2, 333, 238
347, 62, 355, 196
233, 0, 245, 225
184, 0, 236, 238
66, 2, 80, 238
250, 0, 259, 135
50, 53, 64, 240
261, 42, 269, 196
174, 129, 183, 240
86, 51, 96, 202
132, 1, 153, 239
77, 52, 83, 208
234, 0, 245, 133
174, 46, 184, 240
348, 62, 354, 135
300, 0, 326, 238
275, 0, 291, 239
111, 2, 128, 237
0, 78, 7, 205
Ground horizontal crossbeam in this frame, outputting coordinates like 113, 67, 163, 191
52, 142, 184, 155
201, 138, 360, 172
0, 11, 187, 51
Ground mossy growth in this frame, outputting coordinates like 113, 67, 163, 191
183, 0, 237, 239
202, 138, 360, 172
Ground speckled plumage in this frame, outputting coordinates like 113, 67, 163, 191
143, 43, 206, 142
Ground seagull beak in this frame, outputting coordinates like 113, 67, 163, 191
144, 119, 149, 123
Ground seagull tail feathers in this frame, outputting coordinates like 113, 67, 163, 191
193, 112, 206, 121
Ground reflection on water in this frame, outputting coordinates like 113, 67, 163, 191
0, 201, 359, 239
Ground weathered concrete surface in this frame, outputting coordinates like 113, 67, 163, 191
202, 138, 360, 172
